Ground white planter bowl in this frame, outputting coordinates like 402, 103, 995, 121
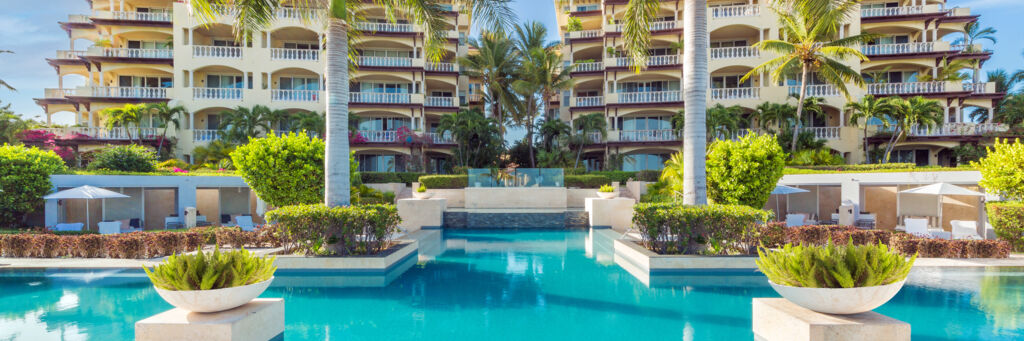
413, 191, 433, 199
597, 191, 617, 199
769, 279, 905, 315
154, 277, 274, 313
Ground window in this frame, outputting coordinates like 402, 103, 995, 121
710, 40, 748, 48
617, 80, 680, 93
357, 154, 407, 172
212, 39, 240, 47
206, 75, 243, 89
576, 90, 600, 97
619, 116, 671, 131
862, 2, 899, 9
869, 35, 910, 45
622, 153, 668, 171
127, 40, 170, 49
355, 82, 411, 93
118, 75, 172, 88
863, 71, 918, 83
279, 77, 319, 90
359, 49, 413, 58
430, 91, 453, 97
710, 75, 752, 89
206, 114, 220, 130
283, 42, 319, 50
357, 117, 411, 131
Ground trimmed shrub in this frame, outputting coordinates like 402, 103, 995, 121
395, 172, 426, 184
32, 234, 64, 258
1, 234, 33, 257
74, 234, 106, 258
706, 133, 787, 209
787, 163, 916, 172
231, 132, 325, 207
782, 225, 1011, 258
987, 201, 1024, 251
0, 145, 69, 227
565, 175, 611, 188
636, 170, 660, 182
148, 232, 185, 256
266, 204, 401, 256
563, 167, 587, 175
155, 159, 189, 170
361, 172, 402, 184
87, 145, 157, 172
107, 234, 146, 259
973, 138, 1024, 200
755, 222, 787, 248
632, 203, 771, 255
588, 171, 636, 184
419, 175, 468, 189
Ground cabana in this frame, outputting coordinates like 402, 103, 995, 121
897, 183, 985, 239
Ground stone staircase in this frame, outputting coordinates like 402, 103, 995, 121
619, 185, 638, 200
395, 186, 414, 200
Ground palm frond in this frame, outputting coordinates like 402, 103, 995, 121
620, 0, 660, 72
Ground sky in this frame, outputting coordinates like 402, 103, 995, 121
1, 0, 1021, 127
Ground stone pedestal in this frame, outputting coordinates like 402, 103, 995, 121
397, 198, 446, 232
585, 197, 635, 231
752, 298, 910, 341
135, 298, 284, 341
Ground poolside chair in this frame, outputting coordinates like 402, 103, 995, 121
164, 216, 183, 229
950, 220, 983, 240
235, 215, 256, 231
98, 221, 121, 234
785, 214, 807, 227
905, 218, 948, 239
52, 222, 84, 232
855, 213, 876, 229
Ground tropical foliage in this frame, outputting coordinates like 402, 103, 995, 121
706, 133, 787, 209
632, 203, 771, 255
972, 138, 1024, 201
231, 132, 325, 207
0, 145, 68, 227
144, 248, 276, 291
437, 109, 504, 168
87, 145, 158, 172
756, 243, 915, 289
879, 96, 944, 162
266, 203, 401, 256
0, 101, 34, 145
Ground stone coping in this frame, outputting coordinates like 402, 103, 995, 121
752, 298, 910, 341
135, 298, 285, 341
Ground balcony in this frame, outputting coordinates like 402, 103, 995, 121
275, 7, 323, 21
55, 50, 85, 60
350, 92, 414, 104
353, 22, 417, 33
66, 14, 91, 23
193, 129, 221, 142
572, 62, 604, 73
357, 130, 398, 143
425, 62, 456, 72
426, 132, 455, 144
425, 96, 456, 107
789, 84, 840, 97
710, 46, 759, 60
608, 20, 680, 32
93, 10, 172, 22
586, 131, 603, 144
861, 42, 934, 56
710, 87, 759, 100
565, 29, 602, 40
711, 4, 759, 19
39, 127, 160, 140
93, 48, 173, 59
861, 6, 925, 18
86, 86, 168, 99
619, 129, 678, 142
963, 82, 996, 94
800, 127, 841, 140
271, 89, 320, 102
617, 91, 682, 104
609, 55, 680, 68
271, 48, 319, 61
572, 96, 604, 107
44, 88, 75, 99
356, 56, 414, 67
192, 87, 242, 100
867, 81, 946, 95
193, 45, 242, 59
885, 123, 1009, 137
466, 93, 484, 103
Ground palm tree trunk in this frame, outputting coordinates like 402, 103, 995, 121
158, 125, 169, 155
682, 0, 708, 205
862, 125, 869, 163
883, 128, 902, 163
527, 122, 536, 167
792, 65, 809, 151
324, 19, 351, 207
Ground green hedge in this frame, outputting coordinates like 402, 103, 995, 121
563, 167, 587, 175
360, 172, 401, 184
265, 204, 400, 256
636, 170, 660, 182
632, 203, 770, 255
788, 163, 916, 171
587, 171, 635, 184
419, 175, 468, 189
988, 201, 1024, 252
565, 175, 611, 188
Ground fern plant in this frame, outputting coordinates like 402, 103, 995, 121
144, 248, 276, 291
756, 242, 915, 288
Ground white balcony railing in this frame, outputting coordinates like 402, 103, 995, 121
39, 127, 160, 140
573, 62, 603, 72
275, 7, 322, 21
800, 127, 841, 140
861, 42, 934, 56
711, 87, 759, 100
425, 62, 456, 72
193, 45, 242, 59
867, 82, 945, 95
962, 83, 988, 94
617, 90, 682, 103
271, 48, 320, 61
356, 56, 413, 67
354, 21, 416, 33
566, 29, 602, 39
586, 131, 603, 143
193, 129, 221, 142
425, 96, 455, 107
90, 86, 167, 98
271, 89, 319, 102
109, 11, 172, 22
573, 96, 604, 107
192, 87, 242, 100
426, 132, 455, 144
619, 129, 678, 142
67, 14, 91, 23
711, 4, 759, 18
789, 84, 840, 97
466, 93, 483, 102
613, 55, 680, 67
357, 130, 398, 143
889, 123, 1010, 137
56, 50, 85, 59
861, 6, 924, 18
350, 92, 412, 104
101, 48, 172, 59
710, 46, 759, 59
44, 88, 75, 99
609, 20, 679, 32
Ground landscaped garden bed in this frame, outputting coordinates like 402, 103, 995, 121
0, 226, 280, 259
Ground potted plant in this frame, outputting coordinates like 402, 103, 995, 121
757, 243, 915, 315
597, 184, 617, 199
143, 248, 276, 313
413, 184, 433, 199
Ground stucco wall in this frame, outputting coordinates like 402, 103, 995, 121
464, 188, 568, 209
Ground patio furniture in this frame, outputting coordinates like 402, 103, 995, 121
44, 185, 130, 231
236, 215, 255, 231
898, 183, 985, 233
950, 220, 984, 240
905, 218, 949, 239
52, 223, 84, 232
772, 185, 809, 222
786, 214, 808, 227
98, 221, 122, 235
855, 213, 876, 229
165, 216, 184, 229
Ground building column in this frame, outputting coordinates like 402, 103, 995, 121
177, 184, 197, 219
87, 110, 93, 127
99, 71, 104, 86
119, 0, 124, 11
190, 111, 196, 130
187, 28, 192, 45
109, 0, 114, 12
44, 194, 59, 227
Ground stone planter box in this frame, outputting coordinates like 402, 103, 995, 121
364, 183, 406, 196
567, 188, 603, 208
426, 188, 465, 208
613, 238, 756, 285
464, 187, 567, 209
273, 241, 418, 272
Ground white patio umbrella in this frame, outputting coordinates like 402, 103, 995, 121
44, 185, 129, 230
898, 183, 984, 230
771, 185, 809, 221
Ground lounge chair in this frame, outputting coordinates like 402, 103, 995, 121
52, 223, 84, 232
235, 215, 255, 231
786, 213, 807, 227
950, 220, 983, 240
855, 213, 876, 229
164, 216, 183, 229
905, 218, 949, 239
98, 221, 122, 234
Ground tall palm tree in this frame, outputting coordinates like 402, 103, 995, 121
743, 0, 875, 152
571, 112, 606, 168
537, 117, 571, 152
954, 21, 997, 83
845, 95, 892, 162
672, 105, 743, 142
217, 105, 278, 143
621, 0, 709, 205
0, 50, 14, 91
460, 31, 519, 137
289, 111, 327, 137
753, 102, 797, 132
918, 57, 973, 82
102, 104, 145, 143
437, 108, 502, 168
511, 21, 572, 167
882, 96, 943, 162
144, 102, 187, 155
189, 0, 512, 206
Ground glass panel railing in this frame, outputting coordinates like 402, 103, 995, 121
467, 168, 564, 188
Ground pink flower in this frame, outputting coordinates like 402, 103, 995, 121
172, 167, 189, 173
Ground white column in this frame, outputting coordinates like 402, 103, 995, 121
58, 76, 63, 89
187, 28, 192, 45
119, 0, 124, 12
266, 33, 271, 48
190, 111, 196, 129
99, 71, 104, 86
109, 0, 114, 12
87, 110, 93, 127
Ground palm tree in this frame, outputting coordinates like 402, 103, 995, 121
743, 0, 875, 152
882, 96, 943, 162
0, 50, 14, 91
918, 57, 973, 82
217, 105, 276, 143
659, 152, 686, 198
437, 108, 503, 168
753, 102, 797, 132
460, 31, 519, 137
102, 104, 145, 143
188, 0, 512, 206
144, 103, 187, 155
571, 112, 606, 168
537, 117, 571, 152
846, 95, 892, 162
0, 101, 31, 144
954, 21, 997, 83
672, 105, 743, 142
289, 111, 326, 137
510, 22, 571, 167
621, 0, 709, 205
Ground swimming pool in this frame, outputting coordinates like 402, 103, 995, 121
1, 230, 1022, 340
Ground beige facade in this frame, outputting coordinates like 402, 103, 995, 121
554, 0, 1005, 170
35, 0, 482, 173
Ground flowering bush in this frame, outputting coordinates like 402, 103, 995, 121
349, 131, 368, 143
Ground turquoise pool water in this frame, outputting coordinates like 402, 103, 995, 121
1, 230, 1023, 340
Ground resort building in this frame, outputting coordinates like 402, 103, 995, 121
553, 0, 1005, 170
33, 0, 481, 173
